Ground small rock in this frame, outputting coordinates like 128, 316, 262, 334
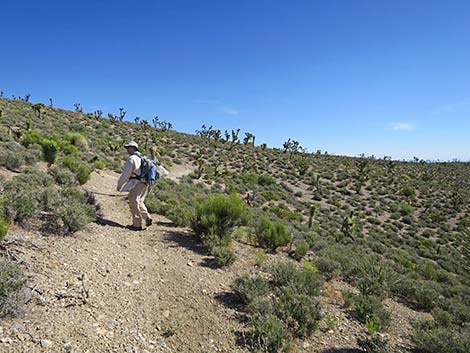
40, 339, 53, 348
302, 342, 310, 349
187, 262, 193, 267
162, 310, 170, 318
64, 342, 73, 352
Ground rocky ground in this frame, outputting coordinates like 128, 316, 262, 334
0, 168, 431, 353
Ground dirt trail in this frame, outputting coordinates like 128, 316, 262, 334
1, 169, 247, 353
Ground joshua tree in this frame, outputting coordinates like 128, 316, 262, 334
134, 117, 141, 124
118, 107, 126, 121
243, 132, 256, 145
341, 210, 360, 241
224, 130, 230, 142
308, 203, 320, 229
94, 110, 103, 118
24, 94, 31, 102
231, 129, 240, 145
32, 103, 45, 119
152, 115, 161, 128
0, 91, 3, 98
196, 151, 205, 179
49, 98, 53, 107
261, 143, 267, 150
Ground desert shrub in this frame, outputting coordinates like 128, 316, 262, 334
2, 182, 40, 224
193, 193, 245, 243
210, 245, 237, 266
357, 334, 389, 353
269, 205, 302, 222
92, 158, 106, 170
2, 151, 24, 171
258, 174, 275, 186
354, 294, 390, 330
40, 138, 59, 165
0, 257, 26, 318
49, 165, 77, 186
240, 172, 259, 186
0, 218, 8, 242
431, 307, 453, 327
315, 256, 341, 280
48, 188, 97, 234
64, 132, 88, 149
254, 249, 268, 267
392, 202, 414, 216
294, 239, 309, 259
275, 288, 321, 337
62, 156, 92, 185
232, 275, 271, 305
260, 191, 279, 201
21, 129, 42, 147
251, 314, 291, 353
356, 257, 396, 299
256, 217, 291, 251
412, 321, 470, 353
271, 262, 322, 297
145, 178, 207, 227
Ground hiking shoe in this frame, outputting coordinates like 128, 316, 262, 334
145, 217, 153, 227
127, 225, 143, 231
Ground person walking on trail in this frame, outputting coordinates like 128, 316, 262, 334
117, 141, 153, 231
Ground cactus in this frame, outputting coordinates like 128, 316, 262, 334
32, 103, 45, 119
118, 107, 126, 121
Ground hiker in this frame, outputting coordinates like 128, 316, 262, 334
117, 141, 153, 231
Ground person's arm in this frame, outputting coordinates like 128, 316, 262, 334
117, 157, 135, 191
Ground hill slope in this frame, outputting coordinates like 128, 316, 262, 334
0, 97, 469, 352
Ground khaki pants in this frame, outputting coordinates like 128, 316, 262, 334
128, 182, 150, 228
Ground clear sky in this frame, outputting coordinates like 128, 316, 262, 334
1, 0, 469, 161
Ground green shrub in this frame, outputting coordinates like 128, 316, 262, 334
258, 174, 275, 186
271, 262, 322, 297
256, 217, 291, 251
431, 307, 453, 327
76, 164, 92, 185
0, 218, 8, 242
251, 314, 291, 353
357, 257, 395, 299
210, 245, 237, 266
412, 322, 470, 353
354, 294, 390, 330
62, 156, 92, 185
232, 275, 271, 305
254, 249, 268, 267
92, 159, 106, 170
21, 129, 42, 147
0, 257, 26, 318
40, 139, 59, 165
193, 193, 245, 243
294, 239, 309, 259
64, 132, 88, 149
269, 205, 302, 222
48, 188, 97, 234
275, 288, 321, 337
49, 165, 77, 186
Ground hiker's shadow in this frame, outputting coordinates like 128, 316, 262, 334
96, 217, 127, 229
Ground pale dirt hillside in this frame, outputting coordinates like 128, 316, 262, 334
0, 167, 430, 353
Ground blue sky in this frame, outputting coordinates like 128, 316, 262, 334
1, 0, 469, 161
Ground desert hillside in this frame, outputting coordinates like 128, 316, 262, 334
0, 98, 469, 353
